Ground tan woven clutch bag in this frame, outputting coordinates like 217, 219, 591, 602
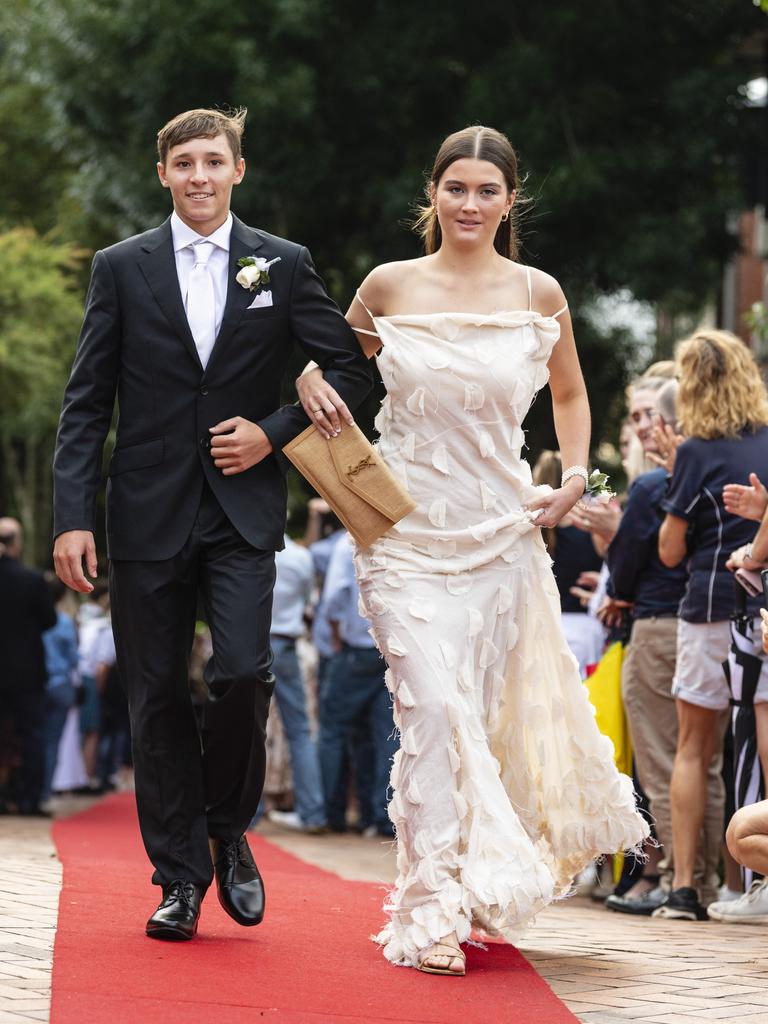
282, 420, 417, 548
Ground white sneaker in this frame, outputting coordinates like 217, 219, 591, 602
266, 810, 304, 831
717, 884, 743, 903
708, 879, 768, 923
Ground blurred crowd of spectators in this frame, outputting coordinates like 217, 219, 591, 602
545, 328, 768, 924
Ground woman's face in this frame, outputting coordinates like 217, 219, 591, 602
432, 158, 513, 251
628, 388, 659, 453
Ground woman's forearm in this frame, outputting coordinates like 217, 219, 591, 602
553, 392, 591, 485
750, 509, 768, 563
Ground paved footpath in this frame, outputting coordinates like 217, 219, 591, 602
2, 805, 768, 1024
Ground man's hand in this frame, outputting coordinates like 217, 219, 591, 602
597, 596, 633, 628
53, 530, 97, 594
209, 417, 273, 475
724, 473, 768, 523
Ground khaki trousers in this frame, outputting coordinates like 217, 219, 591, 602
622, 616, 728, 903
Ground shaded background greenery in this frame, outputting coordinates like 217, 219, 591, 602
1, 0, 766, 562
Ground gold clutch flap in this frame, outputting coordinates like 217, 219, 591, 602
282, 420, 417, 548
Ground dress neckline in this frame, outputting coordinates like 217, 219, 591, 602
372, 309, 564, 323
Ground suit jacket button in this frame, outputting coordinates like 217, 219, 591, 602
200, 437, 209, 448
200, 386, 209, 396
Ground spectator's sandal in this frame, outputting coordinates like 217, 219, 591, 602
417, 940, 466, 976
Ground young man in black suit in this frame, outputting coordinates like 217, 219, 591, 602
53, 108, 371, 940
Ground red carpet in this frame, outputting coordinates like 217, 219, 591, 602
51, 794, 577, 1023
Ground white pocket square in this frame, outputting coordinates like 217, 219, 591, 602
247, 289, 273, 309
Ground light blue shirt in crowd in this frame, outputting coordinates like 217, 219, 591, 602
270, 536, 314, 638
310, 529, 345, 659
43, 610, 79, 690
323, 534, 375, 650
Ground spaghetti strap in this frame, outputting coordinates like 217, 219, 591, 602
553, 301, 569, 318
354, 289, 380, 338
356, 289, 376, 321
525, 266, 532, 312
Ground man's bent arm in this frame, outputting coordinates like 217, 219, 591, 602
258, 247, 372, 453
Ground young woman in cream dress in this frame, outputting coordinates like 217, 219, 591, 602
297, 126, 648, 976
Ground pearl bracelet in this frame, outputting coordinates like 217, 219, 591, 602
561, 465, 589, 492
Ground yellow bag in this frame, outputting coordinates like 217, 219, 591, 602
585, 641, 632, 778
585, 640, 634, 880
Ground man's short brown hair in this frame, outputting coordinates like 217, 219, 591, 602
157, 107, 246, 165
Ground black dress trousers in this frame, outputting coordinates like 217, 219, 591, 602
109, 483, 275, 888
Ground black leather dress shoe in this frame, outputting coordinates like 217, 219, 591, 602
146, 880, 202, 940
210, 835, 265, 926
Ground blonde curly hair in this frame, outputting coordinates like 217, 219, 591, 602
676, 329, 768, 440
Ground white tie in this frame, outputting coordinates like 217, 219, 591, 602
185, 240, 216, 368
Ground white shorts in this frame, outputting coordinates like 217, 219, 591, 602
672, 618, 768, 711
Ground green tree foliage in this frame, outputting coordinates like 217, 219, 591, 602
0, 229, 85, 562
13, 0, 761, 303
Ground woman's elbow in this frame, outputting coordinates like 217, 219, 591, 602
658, 542, 682, 568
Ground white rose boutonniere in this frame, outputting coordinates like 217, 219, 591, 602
236, 255, 281, 292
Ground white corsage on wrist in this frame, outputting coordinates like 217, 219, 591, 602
561, 466, 615, 503
236, 255, 281, 292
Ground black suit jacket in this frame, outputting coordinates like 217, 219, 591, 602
0, 557, 57, 693
53, 215, 372, 559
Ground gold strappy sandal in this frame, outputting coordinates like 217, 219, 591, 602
417, 940, 466, 976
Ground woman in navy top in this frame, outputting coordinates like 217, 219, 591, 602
656, 330, 768, 921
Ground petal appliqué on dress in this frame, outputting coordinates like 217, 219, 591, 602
406, 387, 426, 416
428, 498, 447, 528
464, 382, 485, 412
431, 445, 450, 475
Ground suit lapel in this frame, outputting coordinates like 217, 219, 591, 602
137, 220, 203, 372
203, 216, 264, 378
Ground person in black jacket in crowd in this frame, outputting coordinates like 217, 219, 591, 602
0, 518, 57, 814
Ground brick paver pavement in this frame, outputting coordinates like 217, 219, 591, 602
2, 806, 768, 1023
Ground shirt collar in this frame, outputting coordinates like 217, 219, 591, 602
171, 211, 233, 253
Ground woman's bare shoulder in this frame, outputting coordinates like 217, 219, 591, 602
358, 258, 430, 311
528, 266, 568, 316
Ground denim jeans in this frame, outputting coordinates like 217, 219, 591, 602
43, 682, 75, 799
270, 635, 326, 827
319, 644, 398, 832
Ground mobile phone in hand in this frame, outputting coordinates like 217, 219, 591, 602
762, 569, 768, 607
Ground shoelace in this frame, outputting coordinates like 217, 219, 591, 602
218, 838, 250, 870
165, 881, 196, 906
743, 879, 768, 905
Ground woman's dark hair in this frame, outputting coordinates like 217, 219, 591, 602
414, 125, 524, 260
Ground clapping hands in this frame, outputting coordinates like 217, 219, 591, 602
723, 473, 768, 523
647, 417, 684, 474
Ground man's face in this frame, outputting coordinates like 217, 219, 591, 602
157, 134, 245, 235
628, 388, 660, 454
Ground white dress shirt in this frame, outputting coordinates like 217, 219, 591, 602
171, 211, 232, 361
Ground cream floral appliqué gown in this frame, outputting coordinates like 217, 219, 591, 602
353, 271, 649, 969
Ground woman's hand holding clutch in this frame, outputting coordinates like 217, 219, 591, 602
296, 364, 354, 439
